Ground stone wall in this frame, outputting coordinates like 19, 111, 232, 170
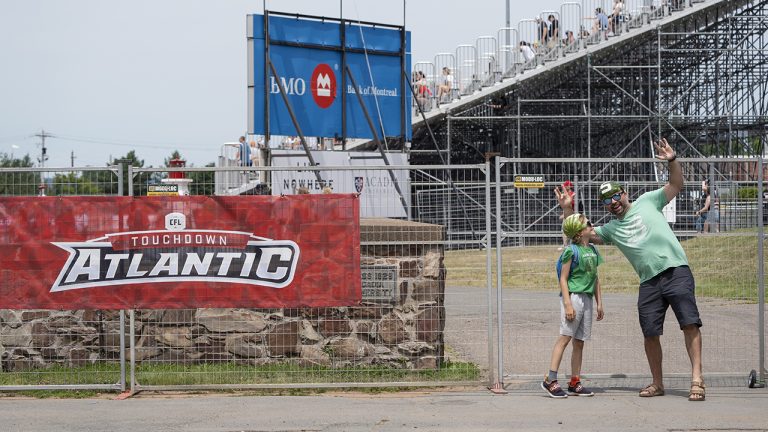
0, 218, 445, 372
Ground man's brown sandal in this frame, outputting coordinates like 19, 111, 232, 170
639, 383, 665, 397
689, 380, 706, 401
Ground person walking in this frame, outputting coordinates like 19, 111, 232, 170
694, 180, 709, 233
554, 138, 705, 401
542, 213, 604, 398
702, 179, 720, 233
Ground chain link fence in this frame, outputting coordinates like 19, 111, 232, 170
1, 159, 765, 392
1, 164, 494, 392
0, 167, 126, 391
496, 158, 766, 385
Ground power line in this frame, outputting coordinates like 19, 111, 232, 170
53, 134, 212, 151
0, 135, 33, 144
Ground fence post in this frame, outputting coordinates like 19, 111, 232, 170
490, 155, 508, 393
117, 164, 124, 197
127, 165, 134, 197
119, 310, 126, 392
130, 309, 136, 393
758, 157, 766, 381
485, 159, 495, 388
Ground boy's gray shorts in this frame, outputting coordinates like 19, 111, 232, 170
560, 292, 593, 341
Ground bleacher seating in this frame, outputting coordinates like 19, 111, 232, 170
410, 0, 707, 119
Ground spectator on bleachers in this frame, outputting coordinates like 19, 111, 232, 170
520, 41, 536, 62
548, 15, 560, 48
248, 138, 260, 166
413, 71, 431, 112
437, 67, 454, 105
229, 136, 252, 167
610, 0, 625, 36
580, 25, 591, 39
564, 30, 577, 46
592, 8, 610, 38
282, 136, 301, 150
537, 17, 549, 47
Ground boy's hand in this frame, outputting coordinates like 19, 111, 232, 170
564, 303, 575, 321
596, 304, 604, 321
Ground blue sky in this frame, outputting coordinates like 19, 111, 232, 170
1, 0, 561, 168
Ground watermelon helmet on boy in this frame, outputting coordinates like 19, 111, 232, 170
562, 213, 588, 240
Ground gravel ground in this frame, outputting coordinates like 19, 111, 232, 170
444, 285, 765, 387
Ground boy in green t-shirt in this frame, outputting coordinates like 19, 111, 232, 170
542, 213, 604, 398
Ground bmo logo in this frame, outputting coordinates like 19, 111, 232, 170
310, 64, 336, 109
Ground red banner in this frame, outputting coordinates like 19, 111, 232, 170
0, 195, 361, 309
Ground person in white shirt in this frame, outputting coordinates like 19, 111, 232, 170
520, 41, 536, 62
437, 67, 454, 104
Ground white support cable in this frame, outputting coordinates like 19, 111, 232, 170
352, 0, 390, 153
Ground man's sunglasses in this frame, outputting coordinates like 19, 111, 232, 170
601, 192, 623, 205
586, 220, 593, 227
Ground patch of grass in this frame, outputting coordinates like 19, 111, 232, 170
5, 390, 103, 399
0, 361, 480, 393
136, 360, 480, 386
446, 231, 767, 301
0, 362, 121, 386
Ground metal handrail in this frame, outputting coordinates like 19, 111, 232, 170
411, 0, 704, 115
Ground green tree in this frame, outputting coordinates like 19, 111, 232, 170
50, 172, 101, 195
188, 162, 216, 196
0, 153, 39, 195
81, 151, 145, 195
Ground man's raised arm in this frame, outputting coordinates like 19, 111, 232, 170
655, 138, 683, 203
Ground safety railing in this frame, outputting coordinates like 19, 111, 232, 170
411, 0, 710, 117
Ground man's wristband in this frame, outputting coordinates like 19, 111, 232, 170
668, 155, 676, 162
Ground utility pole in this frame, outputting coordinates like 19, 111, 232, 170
33, 129, 54, 168
33, 129, 54, 194
70, 151, 76, 168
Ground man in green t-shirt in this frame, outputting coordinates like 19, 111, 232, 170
555, 138, 705, 401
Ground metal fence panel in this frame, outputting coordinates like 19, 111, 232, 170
495, 158, 766, 384
0, 166, 121, 197
124, 164, 493, 390
0, 166, 126, 391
